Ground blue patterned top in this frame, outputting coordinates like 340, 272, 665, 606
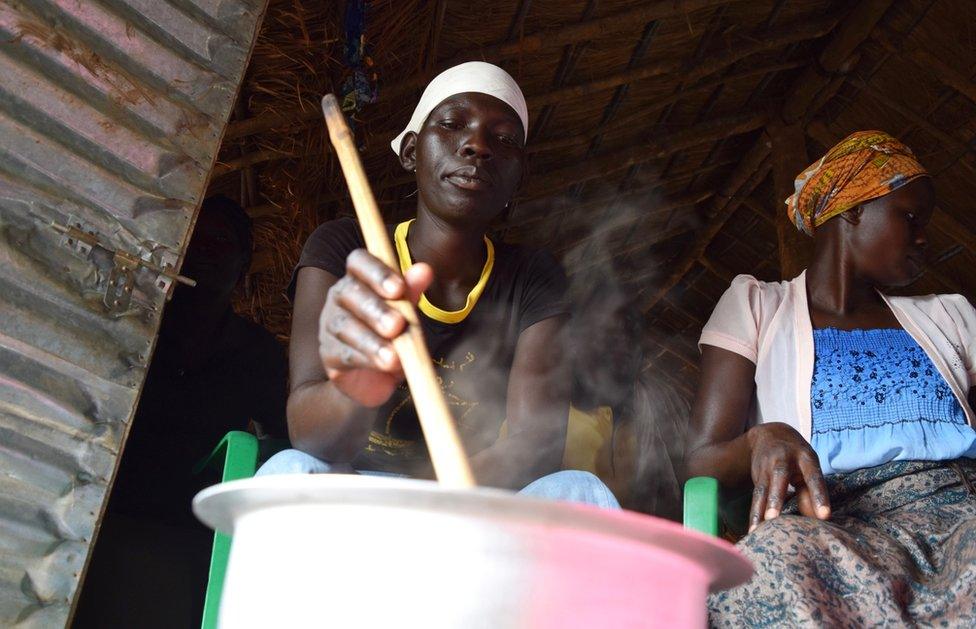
810, 328, 976, 475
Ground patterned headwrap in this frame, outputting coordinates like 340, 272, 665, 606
785, 130, 929, 235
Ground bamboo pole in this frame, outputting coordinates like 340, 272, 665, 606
320, 94, 475, 489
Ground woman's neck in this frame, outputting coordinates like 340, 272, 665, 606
407, 209, 488, 285
805, 235, 893, 327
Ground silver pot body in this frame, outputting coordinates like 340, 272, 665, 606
194, 475, 750, 628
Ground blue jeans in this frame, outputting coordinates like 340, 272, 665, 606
256, 449, 620, 509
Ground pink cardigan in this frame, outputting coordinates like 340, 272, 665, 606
699, 271, 976, 441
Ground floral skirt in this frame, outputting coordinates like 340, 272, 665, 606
709, 459, 976, 628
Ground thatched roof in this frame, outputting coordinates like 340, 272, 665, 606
208, 0, 976, 399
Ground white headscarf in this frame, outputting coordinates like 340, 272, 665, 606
390, 61, 529, 155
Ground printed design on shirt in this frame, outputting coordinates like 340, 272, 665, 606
811, 328, 965, 434
366, 431, 417, 455
434, 352, 475, 371
367, 351, 480, 457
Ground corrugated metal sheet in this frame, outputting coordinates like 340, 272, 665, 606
0, 0, 266, 625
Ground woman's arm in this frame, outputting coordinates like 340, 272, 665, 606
686, 345, 830, 530
286, 254, 432, 462
286, 266, 370, 461
684, 346, 756, 486
469, 315, 570, 490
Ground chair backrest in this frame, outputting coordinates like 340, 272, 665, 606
683, 476, 720, 537
198, 431, 289, 629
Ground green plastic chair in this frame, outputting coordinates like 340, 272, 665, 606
683, 476, 720, 537
194, 431, 288, 629
683, 475, 754, 540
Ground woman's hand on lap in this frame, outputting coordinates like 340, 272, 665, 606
318, 248, 432, 406
746, 422, 831, 532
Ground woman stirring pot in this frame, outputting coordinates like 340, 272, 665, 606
258, 62, 618, 507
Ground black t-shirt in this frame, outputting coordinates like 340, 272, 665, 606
294, 217, 569, 475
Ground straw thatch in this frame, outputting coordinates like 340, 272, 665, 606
208, 0, 976, 401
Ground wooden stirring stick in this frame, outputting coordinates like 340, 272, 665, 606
320, 94, 476, 489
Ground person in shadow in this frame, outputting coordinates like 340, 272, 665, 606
74, 194, 288, 628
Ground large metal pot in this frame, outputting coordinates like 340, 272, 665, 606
194, 475, 750, 628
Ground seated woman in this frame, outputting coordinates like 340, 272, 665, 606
686, 131, 976, 626
258, 62, 617, 508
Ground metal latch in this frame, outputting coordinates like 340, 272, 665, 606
47, 219, 195, 314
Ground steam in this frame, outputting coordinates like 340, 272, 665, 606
509, 184, 698, 519
418, 185, 699, 510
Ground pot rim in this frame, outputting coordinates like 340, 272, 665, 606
193, 474, 752, 592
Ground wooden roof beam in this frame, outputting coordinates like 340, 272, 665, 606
639, 0, 897, 314
780, 0, 895, 124
740, 197, 775, 227
846, 78, 976, 175
699, 254, 736, 284
530, 0, 598, 140
526, 34, 825, 107
224, 107, 320, 142
769, 121, 812, 278
425, 0, 449, 71
225, 11, 825, 143
506, 0, 533, 41
528, 14, 833, 109
644, 329, 700, 373
872, 26, 976, 108
213, 149, 294, 177
639, 146, 772, 313
527, 111, 767, 200
380, 17, 823, 149
643, 360, 696, 398
568, 19, 663, 202
228, 0, 739, 142
382, 0, 736, 102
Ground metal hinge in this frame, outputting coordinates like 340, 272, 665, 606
47, 218, 195, 314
